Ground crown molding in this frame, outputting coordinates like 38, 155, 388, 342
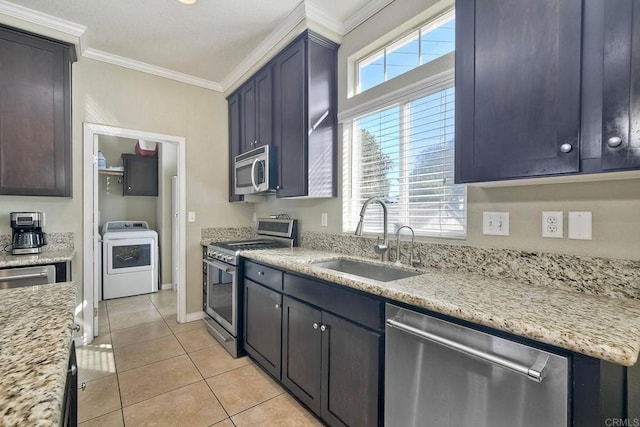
221, 1, 307, 92
305, 2, 344, 35
0, 0, 87, 52
83, 48, 223, 92
343, 0, 395, 34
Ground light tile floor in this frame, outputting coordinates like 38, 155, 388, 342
77, 290, 322, 426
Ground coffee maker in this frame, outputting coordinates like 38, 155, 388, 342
10, 212, 46, 255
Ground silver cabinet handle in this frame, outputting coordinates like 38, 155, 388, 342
559, 143, 572, 153
257, 271, 265, 276
386, 318, 548, 382
276, 185, 281, 190
275, 304, 280, 309
79, 382, 86, 391
607, 136, 623, 148
320, 325, 327, 332
73, 324, 81, 332
313, 322, 319, 329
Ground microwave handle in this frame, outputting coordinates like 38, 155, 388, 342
251, 158, 259, 191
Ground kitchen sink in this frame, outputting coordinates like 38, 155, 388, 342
311, 258, 422, 282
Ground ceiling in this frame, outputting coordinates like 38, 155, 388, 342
6, 0, 375, 89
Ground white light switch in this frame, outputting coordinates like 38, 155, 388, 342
321, 213, 328, 227
188, 211, 196, 223
568, 211, 592, 240
482, 212, 509, 236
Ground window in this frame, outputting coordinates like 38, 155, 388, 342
357, 11, 455, 94
342, 85, 466, 238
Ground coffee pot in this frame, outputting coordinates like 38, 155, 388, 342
10, 212, 47, 255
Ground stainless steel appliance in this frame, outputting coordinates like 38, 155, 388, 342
385, 303, 569, 427
0, 264, 56, 289
234, 145, 277, 195
203, 218, 297, 357
10, 212, 46, 255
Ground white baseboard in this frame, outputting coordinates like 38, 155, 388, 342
185, 311, 206, 322
160, 282, 174, 290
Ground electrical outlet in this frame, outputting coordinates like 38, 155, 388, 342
482, 212, 509, 236
542, 211, 563, 238
321, 213, 328, 227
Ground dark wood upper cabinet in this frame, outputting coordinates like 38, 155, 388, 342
455, 0, 582, 183
0, 25, 74, 196
226, 31, 338, 201
601, 0, 640, 171
228, 92, 243, 202
239, 67, 272, 153
122, 154, 158, 196
273, 32, 338, 198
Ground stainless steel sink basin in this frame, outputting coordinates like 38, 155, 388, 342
311, 258, 421, 282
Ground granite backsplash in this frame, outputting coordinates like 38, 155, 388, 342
200, 227, 639, 300
301, 231, 640, 301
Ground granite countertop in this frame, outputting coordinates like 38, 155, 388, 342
242, 247, 640, 367
0, 282, 77, 426
0, 249, 75, 269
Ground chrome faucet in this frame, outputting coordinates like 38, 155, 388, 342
395, 225, 416, 266
354, 197, 389, 261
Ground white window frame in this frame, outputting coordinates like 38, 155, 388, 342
355, 8, 455, 95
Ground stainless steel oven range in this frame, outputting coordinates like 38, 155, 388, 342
203, 218, 297, 357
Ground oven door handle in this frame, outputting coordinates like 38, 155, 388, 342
203, 258, 236, 274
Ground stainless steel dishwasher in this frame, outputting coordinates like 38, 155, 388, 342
385, 303, 569, 427
0, 264, 56, 289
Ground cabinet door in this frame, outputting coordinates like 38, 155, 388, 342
227, 92, 243, 202
282, 295, 322, 415
123, 155, 158, 196
273, 37, 307, 197
0, 27, 72, 196
244, 279, 282, 379
602, 0, 640, 170
455, 0, 582, 183
240, 81, 257, 153
255, 68, 273, 148
321, 312, 382, 427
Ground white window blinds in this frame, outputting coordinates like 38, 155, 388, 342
343, 85, 466, 238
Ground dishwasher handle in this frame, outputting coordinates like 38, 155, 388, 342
386, 317, 549, 383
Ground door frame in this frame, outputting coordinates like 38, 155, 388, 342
82, 122, 187, 344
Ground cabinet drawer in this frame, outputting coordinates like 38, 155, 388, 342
244, 261, 283, 291
284, 273, 383, 330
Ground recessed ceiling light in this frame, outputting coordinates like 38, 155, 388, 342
178, 0, 197, 4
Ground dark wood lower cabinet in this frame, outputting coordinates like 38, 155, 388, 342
281, 296, 322, 414
281, 296, 382, 427
321, 312, 382, 427
243, 279, 282, 379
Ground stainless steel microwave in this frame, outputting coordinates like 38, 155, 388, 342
234, 145, 277, 195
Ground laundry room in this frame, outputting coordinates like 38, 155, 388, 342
98, 135, 178, 299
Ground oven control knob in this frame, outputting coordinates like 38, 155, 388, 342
225, 256, 233, 263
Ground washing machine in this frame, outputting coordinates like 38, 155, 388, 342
102, 221, 158, 299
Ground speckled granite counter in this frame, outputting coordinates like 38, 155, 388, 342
0, 282, 77, 425
242, 248, 640, 367
0, 249, 74, 269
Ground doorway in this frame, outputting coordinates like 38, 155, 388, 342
83, 123, 187, 345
